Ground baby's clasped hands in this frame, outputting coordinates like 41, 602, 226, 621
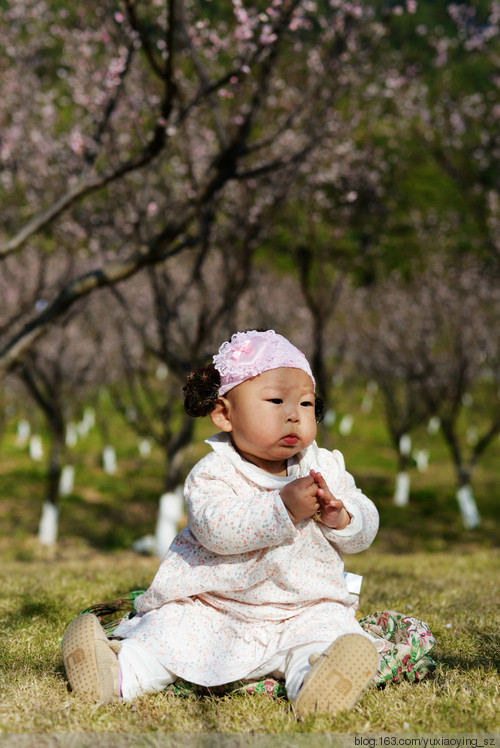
280, 474, 320, 522
310, 469, 351, 530
280, 471, 350, 529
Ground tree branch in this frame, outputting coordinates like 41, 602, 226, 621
123, 0, 167, 80
0, 125, 170, 260
0, 234, 197, 372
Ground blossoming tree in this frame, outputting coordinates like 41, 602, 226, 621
0, 0, 411, 370
347, 258, 500, 527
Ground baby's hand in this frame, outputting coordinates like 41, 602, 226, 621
310, 470, 351, 530
280, 475, 320, 522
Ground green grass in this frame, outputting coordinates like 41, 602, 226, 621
0, 387, 499, 734
0, 545, 498, 734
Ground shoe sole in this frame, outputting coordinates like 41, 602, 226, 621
62, 613, 120, 703
294, 633, 378, 719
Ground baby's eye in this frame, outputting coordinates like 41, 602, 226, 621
268, 398, 283, 404
301, 400, 314, 407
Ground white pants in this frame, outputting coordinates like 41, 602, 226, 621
118, 638, 332, 702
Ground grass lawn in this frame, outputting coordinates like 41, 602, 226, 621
0, 388, 499, 735
0, 543, 498, 735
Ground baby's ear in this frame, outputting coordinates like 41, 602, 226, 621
209, 398, 232, 432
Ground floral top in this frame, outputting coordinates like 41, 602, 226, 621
134, 433, 379, 620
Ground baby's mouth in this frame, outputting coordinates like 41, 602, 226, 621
282, 434, 299, 445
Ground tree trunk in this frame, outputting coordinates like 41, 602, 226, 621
38, 426, 65, 545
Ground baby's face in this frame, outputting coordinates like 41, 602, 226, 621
224, 367, 317, 475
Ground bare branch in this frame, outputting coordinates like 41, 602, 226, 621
84, 44, 136, 167
0, 233, 197, 372
123, 0, 167, 80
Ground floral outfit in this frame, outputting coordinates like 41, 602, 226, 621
113, 433, 386, 688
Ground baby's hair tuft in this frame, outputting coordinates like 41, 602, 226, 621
183, 363, 221, 417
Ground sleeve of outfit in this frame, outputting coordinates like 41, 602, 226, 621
312, 447, 379, 554
184, 454, 297, 555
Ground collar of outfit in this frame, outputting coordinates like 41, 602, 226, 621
205, 431, 320, 490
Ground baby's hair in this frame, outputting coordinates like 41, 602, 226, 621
184, 361, 325, 423
314, 396, 324, 424
183, 363, 221, 417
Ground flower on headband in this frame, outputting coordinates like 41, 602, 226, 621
231, 341, 252, 359
228, 336, 267, 365
213, 329, 315, 396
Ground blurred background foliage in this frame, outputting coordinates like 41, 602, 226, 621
1, 0, 499, 550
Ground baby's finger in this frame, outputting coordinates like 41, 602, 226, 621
302, 474, 317, 487
314, 471, 328, 489
325, 499, 344, 512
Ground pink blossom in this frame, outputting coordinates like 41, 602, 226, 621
259, 25, 277, 45
69, 129, 85, 155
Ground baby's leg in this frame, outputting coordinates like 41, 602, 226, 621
118, 638, 176, 700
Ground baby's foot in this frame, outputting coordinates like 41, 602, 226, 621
294, 633, 378, 719
62, 613, 121, 703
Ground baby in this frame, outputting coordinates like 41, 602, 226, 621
63, 329, 381, 717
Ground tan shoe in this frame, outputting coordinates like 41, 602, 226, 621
294, 633, 378, 719
62, 613, 122, 704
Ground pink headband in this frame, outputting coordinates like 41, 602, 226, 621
213, 330, 315, 396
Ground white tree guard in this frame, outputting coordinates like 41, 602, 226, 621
82, 407, 95, 429
59, 465, 75, 496
29, 435, 43, 461
138, 439, 152, 457
323, 409, 336, 427
16, 419, 31, 447
399, 433, 412, 456
339, 413, 353, 435
38, 501, 59, 546
414, 449, 429, 472
155, 488, 185, 558
427, 416, 441, 435
394, 471, 410, 506
65, 422, 78, 447
456, 485, 481, 529
103, 445, 117, 474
